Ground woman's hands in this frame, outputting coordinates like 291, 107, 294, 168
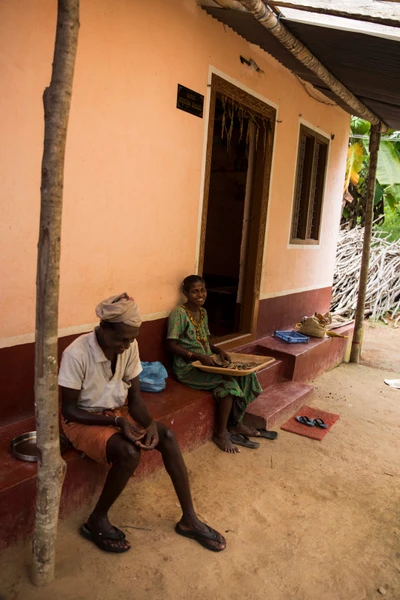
198, 355, 217, 367
197, 348, 230, 366
215, 347, 230, 362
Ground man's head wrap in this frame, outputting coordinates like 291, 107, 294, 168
95, 293, 142, 328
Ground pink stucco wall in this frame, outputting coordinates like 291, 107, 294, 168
0, 0, 349, 341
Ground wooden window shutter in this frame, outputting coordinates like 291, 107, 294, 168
291, 125, 329, 243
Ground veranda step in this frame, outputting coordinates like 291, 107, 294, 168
254, 324, 353, 382
245, 381, 313, 430
256, 358, 285, 389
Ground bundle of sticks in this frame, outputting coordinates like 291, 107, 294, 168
331, 226, 400, 326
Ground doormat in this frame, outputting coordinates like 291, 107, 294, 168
281, 406, 340, 441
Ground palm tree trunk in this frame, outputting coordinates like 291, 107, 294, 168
350, 123, 381, 363
32, 0, 79, 586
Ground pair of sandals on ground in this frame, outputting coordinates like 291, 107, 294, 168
295, 416, 328, 428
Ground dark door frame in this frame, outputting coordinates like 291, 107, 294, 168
198, 74, 276, 348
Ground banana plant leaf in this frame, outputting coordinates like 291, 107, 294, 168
344, 142, 364, 193
376, 141, 400, 187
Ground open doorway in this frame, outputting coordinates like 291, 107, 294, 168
199, 75, 276, 342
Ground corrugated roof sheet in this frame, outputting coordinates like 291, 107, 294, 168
202, 6, 400, 129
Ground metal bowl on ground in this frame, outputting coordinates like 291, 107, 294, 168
10, 431, 69, 462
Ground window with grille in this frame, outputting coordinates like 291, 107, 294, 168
291, 125, 329, 243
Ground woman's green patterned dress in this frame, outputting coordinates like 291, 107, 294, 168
167, 305, 262, 424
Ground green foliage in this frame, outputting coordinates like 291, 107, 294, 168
374, 205, 400, 241
350, 117, 370, 136
374, 181, 385, 206
385, 184, 400, 211
376, 141, 400, 187
342, 118, 400, 228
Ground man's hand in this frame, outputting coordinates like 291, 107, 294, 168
199, 355, 216, 367
136, 421, 159, 451
216, 348, 230, 362
116, 417, 146, 444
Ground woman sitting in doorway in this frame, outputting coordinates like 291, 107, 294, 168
167, 275, 262, 454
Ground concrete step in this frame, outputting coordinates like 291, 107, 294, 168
256, 358, 285, 389
254, 324, 353, 382
246, 380, 313, 430
0, 416, 109, 551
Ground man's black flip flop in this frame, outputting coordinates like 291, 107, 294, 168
80, 524, 130, 553
81, 522, 125, 539
254, 428, 278, 440
230, 433, 260, 449
295, 416, 315, 427
175, 523, 226, 552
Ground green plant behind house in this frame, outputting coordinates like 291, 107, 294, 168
342, 118, 400, 239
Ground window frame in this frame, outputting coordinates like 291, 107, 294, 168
290, 124, 330, 246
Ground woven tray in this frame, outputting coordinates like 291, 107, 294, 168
192, 352, 275, 376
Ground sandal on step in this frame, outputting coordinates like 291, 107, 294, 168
254, 428, 278, 440
175, 523, 226, 552
295, 416, 315, 427
229, 433, 260, 449
80, 524, 130, 553
313, 418, 328, 429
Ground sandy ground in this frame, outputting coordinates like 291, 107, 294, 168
1, 322, 400, 600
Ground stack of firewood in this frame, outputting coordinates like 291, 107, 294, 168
331, 226, 400, 325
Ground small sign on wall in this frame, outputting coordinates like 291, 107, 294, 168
177, 84, 204, 118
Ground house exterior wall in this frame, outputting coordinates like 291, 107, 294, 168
0, 0, 349, 350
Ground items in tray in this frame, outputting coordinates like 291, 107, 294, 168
212, 355, 256, 370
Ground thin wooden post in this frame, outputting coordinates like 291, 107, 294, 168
349, 123, 381, 363
32, 0, 79, 586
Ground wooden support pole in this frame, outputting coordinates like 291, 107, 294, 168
350, 123, 381, 364
269, 1, 400, 29
32, 0, 79, 586
236, 0, 388, 130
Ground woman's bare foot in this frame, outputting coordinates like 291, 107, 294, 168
212, 432, 240, 453
229, 423, 259, 437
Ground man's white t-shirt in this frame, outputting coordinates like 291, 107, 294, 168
58, 331, 142, 411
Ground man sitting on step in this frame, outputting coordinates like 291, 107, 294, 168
59, 292, 226, 554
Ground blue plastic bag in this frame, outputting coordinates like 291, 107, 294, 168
139, 361, 168, 393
